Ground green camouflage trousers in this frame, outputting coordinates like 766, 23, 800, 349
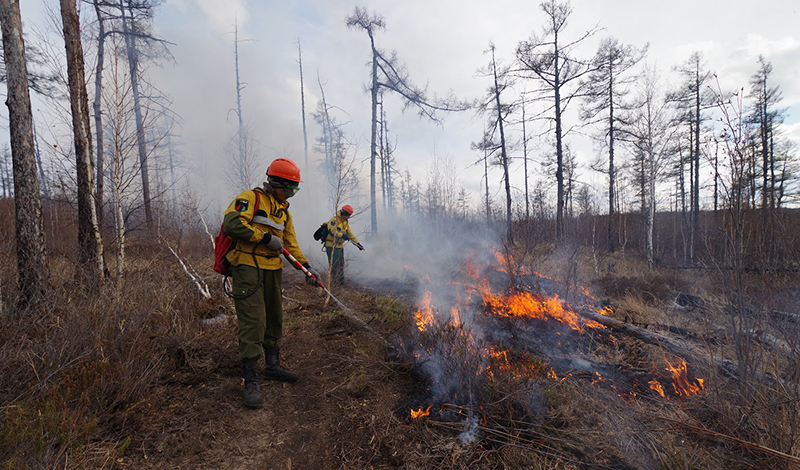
326, 246, 344, 284
230, 264, 283, 361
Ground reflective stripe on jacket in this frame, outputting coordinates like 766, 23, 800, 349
324, 215, 359, 249
223, 187, 309, 270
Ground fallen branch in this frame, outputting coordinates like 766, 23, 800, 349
575, 307, 788, 389
161, 237, 211, 299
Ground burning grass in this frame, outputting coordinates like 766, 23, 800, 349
396, 248, 786, 468
392, 241, 800, 469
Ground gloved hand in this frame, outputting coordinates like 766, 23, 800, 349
305, 267, 322, 287
263, 234, 283, 252
355, 243, 365, 251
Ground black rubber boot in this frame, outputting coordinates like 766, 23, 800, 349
241, 358, 263, 408
264, 347, 299, 383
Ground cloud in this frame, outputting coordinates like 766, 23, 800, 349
742, 34, 800, 57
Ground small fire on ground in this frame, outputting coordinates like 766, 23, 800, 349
409, 249, 705, 418
410, 405, 432, 420
648, 356, 705, 397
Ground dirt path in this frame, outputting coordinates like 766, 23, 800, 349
119, 273, 414, 470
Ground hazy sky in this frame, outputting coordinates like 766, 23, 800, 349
8, 0, 800, 222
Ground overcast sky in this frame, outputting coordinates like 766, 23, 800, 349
8, 0, 800, 222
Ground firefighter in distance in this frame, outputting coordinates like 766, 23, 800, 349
324, 204, 364, 285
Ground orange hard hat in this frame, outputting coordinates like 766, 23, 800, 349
266, 158, 302, 183
341, 205, 354, 216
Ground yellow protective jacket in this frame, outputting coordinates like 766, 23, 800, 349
324, 214, 360, 249
223, 187, 309, 270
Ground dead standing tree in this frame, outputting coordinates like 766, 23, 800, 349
60, 0, 105, 285
297, 40, 308, 171
667, 52, 713, 265
476, 43, 515, 244
92, 0, 108, 230
0, 0, 49, 309
515, 0, 599, 243
346, 6, 469, 234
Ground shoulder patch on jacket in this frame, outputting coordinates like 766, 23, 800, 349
235, 199, 249, 212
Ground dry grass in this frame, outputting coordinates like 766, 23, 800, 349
2, 203, 800, 469
0, 232, 222, 469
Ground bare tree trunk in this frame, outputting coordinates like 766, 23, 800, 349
32, 122, 50, 200
522, 99, 530, 219
119, 0, 153, 229
679, 145, 689, 264
113, 159, 125, 282
607, 74, 616, 254
60, 0, 104, 285
484, 147, 490, 224
692, 66, 701, 264
369, 32, 379, 234
554, 40, 565, 243
688, 118, 696, 264
0, 148, 8, 198
167, 135, 177, 212
379, 94, 386, 210
490, 47, 512, 244
234, 19, 245, 184
317, 74, 333, 178
92, 0, 106, 230
297, 41, 308, 171
1, 0, 48, 308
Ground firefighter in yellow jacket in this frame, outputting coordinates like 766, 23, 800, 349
324, 205, 365, 285
223, 158, 322, 409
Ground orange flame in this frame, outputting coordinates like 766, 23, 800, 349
665, 358, 705, 396
414, 291, 435, 332
649, 380, 666, 397
480, 289, 600, 330
461, 257, 602, 331
493, 249, 513, 274
410, 405, 431, 419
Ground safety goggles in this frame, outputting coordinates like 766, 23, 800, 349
284, 185, 300, 198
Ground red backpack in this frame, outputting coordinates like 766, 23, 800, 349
214, 190, 261, 276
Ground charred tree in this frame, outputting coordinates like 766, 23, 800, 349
1, 0, 48, 309
379, 93, 399, 212
516, 0, 599, 243
60, 0, 105, 285
476, 44, 514, 244
346, 6, 469, 234
521, 98, 530, 219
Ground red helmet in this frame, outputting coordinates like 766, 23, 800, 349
266, 158, 302, 183
341, 205, 354, 216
